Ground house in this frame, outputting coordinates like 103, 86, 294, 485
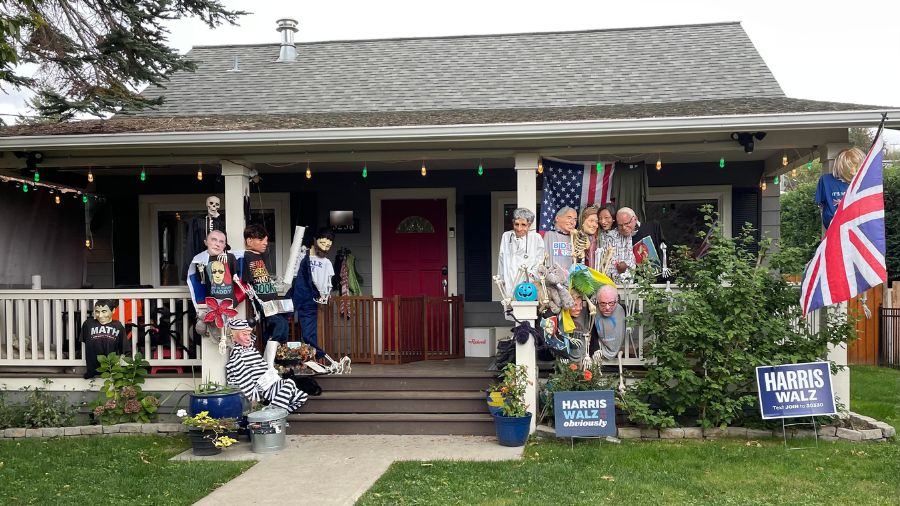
1, 21, 896, 433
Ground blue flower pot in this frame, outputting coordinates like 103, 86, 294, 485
493, 413, 532, 447
189, 391, 243, 421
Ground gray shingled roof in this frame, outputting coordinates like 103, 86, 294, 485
135, 22, 785, 117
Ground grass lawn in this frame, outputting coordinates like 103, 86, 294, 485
360, 366, 900, 506
851, 365, 900, 431
0, 435, 252, 505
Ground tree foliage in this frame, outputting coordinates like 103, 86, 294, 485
625, 209, 855, 429
776, 181, 820, 275
885, 164, 900, 282
0, 0, 245, 121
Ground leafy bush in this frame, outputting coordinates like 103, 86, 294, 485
0, 379, 78, 428
625, 208, 856, 429
488, 364, 530, 417
777, 181, 820, 275
539, 361, 616, 424
88, 353, 160, 424
0, 392, 24, 429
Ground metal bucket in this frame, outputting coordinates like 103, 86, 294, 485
247, 407, 289, 453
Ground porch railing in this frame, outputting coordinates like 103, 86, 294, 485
317, 295, 464, 364
0, 288, 201, 369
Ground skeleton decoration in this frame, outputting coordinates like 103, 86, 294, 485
571, 229, 589, 264
660, 242, 674, 292
205, 196, 222, 235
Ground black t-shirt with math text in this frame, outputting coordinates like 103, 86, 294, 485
79, 319, 126, 378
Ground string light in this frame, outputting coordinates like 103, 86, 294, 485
196, 165, 203, 181
87, 168, 94, 183
477, 160, 483, 176
807, 160, 813, 171
655, 155, 662, 171
782, 154, 788, 167
140, 167, 146, 182
774, 175, 780, 184
719, 157, 725, 169
82, 195, 88, 203
85, 239, 91, 248
760, 180, 767, 191
55, 195, 60, 204
33, 170, 39, 182
362, 163, 368, 179
791, 168, 798, 177
421, 160, 427, 177
537, 159, 544, 175
596, 161, 602, 174
23, 183, 29, 193
305, 161, 312, 179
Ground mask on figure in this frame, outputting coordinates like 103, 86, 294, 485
93, 303, 113, 325
315, 237, 333, 256
210, 260, 226, 284
205, 196, 221, 218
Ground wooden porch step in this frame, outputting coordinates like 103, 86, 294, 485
286, 413, 496, 436
304, 390, 488, 414
312, 374, 494, 392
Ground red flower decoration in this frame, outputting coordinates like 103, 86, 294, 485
569, 363, 578, 371
204, 297, 238, 329
583, 370, 593, 382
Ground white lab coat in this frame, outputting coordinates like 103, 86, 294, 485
497, 230, 545, 296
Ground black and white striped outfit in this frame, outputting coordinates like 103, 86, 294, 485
225, 346, 308, 412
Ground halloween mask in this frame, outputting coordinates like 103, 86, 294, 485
315, 237, 333, 253
93, 304, 113, 325
205, 196, 221, 217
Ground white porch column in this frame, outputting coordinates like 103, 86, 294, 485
513, 152, 540, 433
514, 152, 539, 210
827, 303, 851, 414
511, 302, 538, 433
201, 160, 250, 384
820, 144, 851, 413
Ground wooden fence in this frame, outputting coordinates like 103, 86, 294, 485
880, 307, 900, 369
317, 295, 464, 364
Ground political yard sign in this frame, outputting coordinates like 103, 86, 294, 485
553, 390, 616, 437
755, 362, 837, 420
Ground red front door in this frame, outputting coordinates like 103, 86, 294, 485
381, 199, 448, 297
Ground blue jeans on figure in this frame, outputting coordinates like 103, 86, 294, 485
263, 313, 289, 344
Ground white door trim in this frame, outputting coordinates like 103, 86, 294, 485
370, 188, 457, 298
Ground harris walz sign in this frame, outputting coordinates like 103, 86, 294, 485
553, 390, 616, 438
755, 361, 837, 420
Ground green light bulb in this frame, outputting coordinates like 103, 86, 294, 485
774, 175, 780, 184
140, 168, 146, 181
596, 163, 603, 174
23, 184, 29, 193
719, 158, 725, 168
82, 195, 88, 203
807, 161, 813, 171
362, 166, 368, 178
477, 164, 483, 176
34, 171, 40, 182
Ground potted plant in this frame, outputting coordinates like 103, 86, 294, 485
178, 409, 238, 456
487, 363, 532, 447
189, 380, 243, 421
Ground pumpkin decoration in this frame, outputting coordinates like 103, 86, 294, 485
514, 282, 538, 301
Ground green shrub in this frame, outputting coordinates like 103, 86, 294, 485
88, 353, 159, 424
0, 392, 24, 429
777, 181, 820, 275
20, 379, 77, 428
624, 208, 856, 429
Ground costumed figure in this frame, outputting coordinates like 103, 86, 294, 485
79, 299, 126, 379
186, 229, 245, 354
224, 319, 309, 412
289, 227, 351, 374
241, 224, 291, 367
542, 206, 578, 276
572, 206, 600, 266
496, 208, 545, 315
603, 207, 639, 283
590, 285, 627, 365
185, 196, 226, 274
816, 147, 863, 229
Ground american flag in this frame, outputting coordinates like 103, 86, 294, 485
801, 127, 886, 315
539, 158, 615, 231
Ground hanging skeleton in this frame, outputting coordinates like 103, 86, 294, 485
571, 229, 590, 264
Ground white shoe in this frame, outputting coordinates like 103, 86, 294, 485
263, 341, 279, 368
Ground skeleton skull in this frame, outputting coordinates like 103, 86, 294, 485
206, 196, 221, 217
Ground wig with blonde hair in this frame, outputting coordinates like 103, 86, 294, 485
833, 147, 865, 183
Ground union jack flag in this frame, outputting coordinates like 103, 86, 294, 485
538, 157, 615, 231
801, 128, 886, 315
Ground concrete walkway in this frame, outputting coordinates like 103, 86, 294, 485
177, 435, 524, 506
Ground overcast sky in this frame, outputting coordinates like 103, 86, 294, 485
3, 0, 899, 139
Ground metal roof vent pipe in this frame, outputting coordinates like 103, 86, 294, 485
276, 18, 299, 62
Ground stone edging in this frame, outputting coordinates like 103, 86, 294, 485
2, 423, 187, 439
536, 411, 896, 442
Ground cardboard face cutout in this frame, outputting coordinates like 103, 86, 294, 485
93, 304, 113, 325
